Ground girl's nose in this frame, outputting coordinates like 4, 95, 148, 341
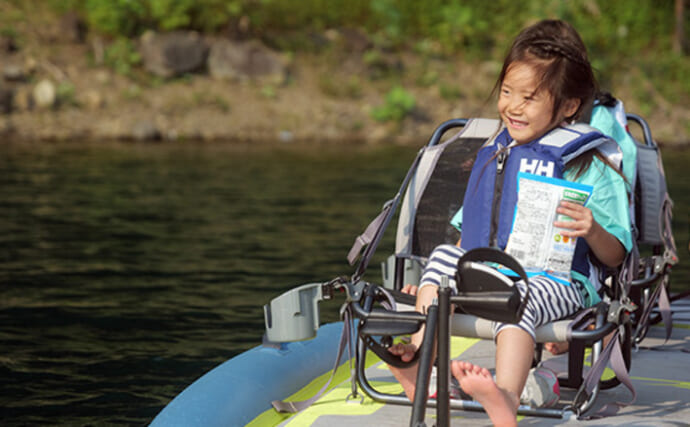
507, 96, 523, 114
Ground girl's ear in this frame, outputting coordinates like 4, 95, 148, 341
562, 98, 581, 119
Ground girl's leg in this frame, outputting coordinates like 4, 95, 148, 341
452, 275, 583, 424
451, 361, 517, 427
387, 244, 465, 400
495, 327, 534, 399
451, 327, 533, 427
387, 284, 438, 400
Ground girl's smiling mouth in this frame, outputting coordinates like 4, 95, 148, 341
507, 116, 528, 128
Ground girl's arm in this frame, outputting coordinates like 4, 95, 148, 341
553, 201, 626, 267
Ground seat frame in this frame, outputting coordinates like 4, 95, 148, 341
344, 115, 666, 424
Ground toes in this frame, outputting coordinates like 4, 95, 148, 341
451, 361, 467, 378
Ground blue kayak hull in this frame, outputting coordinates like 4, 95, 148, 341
150, 322, 344, 427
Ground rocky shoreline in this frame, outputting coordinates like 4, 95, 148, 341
1, 18, 688, 147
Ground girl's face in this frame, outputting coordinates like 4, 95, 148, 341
497, 61, 576, 144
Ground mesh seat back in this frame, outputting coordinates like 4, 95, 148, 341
395, 118, 499, 259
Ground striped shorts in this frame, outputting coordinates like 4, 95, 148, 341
418, 244, 585, 341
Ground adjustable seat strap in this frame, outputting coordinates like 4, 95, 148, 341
271, 309, 355, 413
636, 273, 673, 342
347, 203, 393, 266
578, 327, 637, 419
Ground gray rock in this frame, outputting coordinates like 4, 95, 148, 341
140, 31, 209, 78
278, 130, 294, 143
33, 79, 56, 109
3, 63, 26, 81
337, 28, 372, 53
131, 119, 161, 141
207, 39, 286, 83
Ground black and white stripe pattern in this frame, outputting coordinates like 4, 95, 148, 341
419, 244, 585, 341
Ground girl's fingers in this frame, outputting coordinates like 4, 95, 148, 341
555, 201, 593, 236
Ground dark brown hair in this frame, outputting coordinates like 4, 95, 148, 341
493, 19, 598, 125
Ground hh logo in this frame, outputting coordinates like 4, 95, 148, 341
519, 158, 554, 176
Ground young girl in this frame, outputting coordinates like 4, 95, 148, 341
388, 19, 632, 426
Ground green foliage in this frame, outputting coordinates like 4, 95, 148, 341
56, 82, 77, 107
416, 70, 439, 88
260, 84, 277, 99
0, 26, 17, 38
59, 0, 686, 66
147, 0, 244, 32
48, 0, 688, 104
439, 83, 463, 101
103, 37, 142, 76
84, 0, 148, 37
149, 0, 193, 30
371, 86, 416, 123
78, 0, 243, 36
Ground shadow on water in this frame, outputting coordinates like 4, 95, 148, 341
0, 140, 688, 425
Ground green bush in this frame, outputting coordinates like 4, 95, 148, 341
79, 0, 243, 36
103, 37, 142, 76
60, 0, 684, 65
56, 82, 77, 107
48, 0, 687, 101
371, 86, 416, 122
84, 0, 148, 37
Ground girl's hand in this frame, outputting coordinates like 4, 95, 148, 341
553, 201, 594, 238
553, 201, 626, 267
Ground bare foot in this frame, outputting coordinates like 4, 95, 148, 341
544, 327, 614, 356
387, 343, 420, 400
401, 283, 418, 295
544, 341, 569, 355
451, 361, 518, 427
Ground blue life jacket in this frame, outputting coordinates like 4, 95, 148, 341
460, 123, 618, 279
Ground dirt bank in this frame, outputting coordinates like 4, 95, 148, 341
1, 21, 688, 147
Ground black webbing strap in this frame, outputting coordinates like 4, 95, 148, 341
271, 309, 354, 413
347, 202, 393, 266
348, 147, 426, 283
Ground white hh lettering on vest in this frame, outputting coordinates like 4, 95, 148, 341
519, 158, 555, 177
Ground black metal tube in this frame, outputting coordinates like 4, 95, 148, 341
350, 302, 427, 322
569, 322, 617, 342
630, 272, 661, 287
395, 257, 406, 291
626, 113, 654, 147
436, 284, 451, 427
410, 305, 438, 426
427, 118, 468, 147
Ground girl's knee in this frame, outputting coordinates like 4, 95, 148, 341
429, 243, 464, 259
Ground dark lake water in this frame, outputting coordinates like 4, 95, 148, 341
1, 140, 688, 426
